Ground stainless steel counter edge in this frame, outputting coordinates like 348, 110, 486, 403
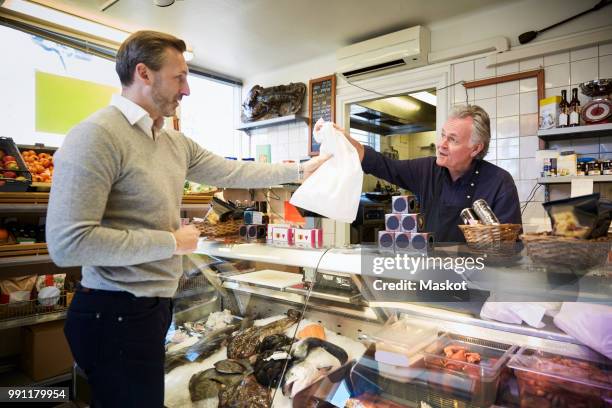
196, 240, 362, 274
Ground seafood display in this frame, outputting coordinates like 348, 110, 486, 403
253, 334, 294, 387
166, 318, 249, 373
219, 375, 270, 408
205, 310, 236, 331
189, 359, 269, 408
166, 308, 368, 408
292, 337, 349, 364
297, 323, 326, 340
214, 359, 248, 375
282, 338, 350, 398
227, 309, 301, 360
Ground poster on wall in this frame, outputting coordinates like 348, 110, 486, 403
256, 144, 271, 163
308, 75, 336, 156
35, 71, 119, 135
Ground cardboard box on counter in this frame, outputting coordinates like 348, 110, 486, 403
21, 320, 73, 381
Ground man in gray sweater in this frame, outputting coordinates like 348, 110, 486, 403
46, 31, 328, 407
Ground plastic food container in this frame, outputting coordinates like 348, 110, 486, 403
351, 342, 430, 405
420, 333, 518, 407
350, 322, 437, 405
367, 322, 438, 368
508, 346, 612, 408
351, 329, 516, 407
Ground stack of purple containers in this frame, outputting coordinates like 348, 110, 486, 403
378, 195, 434, 253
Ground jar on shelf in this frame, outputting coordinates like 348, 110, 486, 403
587, 160, 602, 176
603, 160, 612, 175
576, 159, 587, 176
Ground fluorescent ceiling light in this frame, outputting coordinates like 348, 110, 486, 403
409, 91, 436, 106
1, 0, 129, 43
183, 49, 194, 61
388, 97, 420, 111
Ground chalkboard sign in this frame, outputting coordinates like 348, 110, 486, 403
308, 75, 336, 156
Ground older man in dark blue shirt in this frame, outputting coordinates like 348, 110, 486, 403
336, 105, 522, 243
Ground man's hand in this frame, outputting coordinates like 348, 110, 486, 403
301, 153, 332, 180
173, 225, 201, 255
332, 123, 365, 162
315, 119, 364, 162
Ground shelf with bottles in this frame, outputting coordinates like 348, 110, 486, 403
537, 174, 612, 184
537, 122, 612, 141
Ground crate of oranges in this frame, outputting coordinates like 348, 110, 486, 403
19, 144, 56, 189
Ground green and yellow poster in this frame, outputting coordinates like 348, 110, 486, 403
35, 71, 119, 135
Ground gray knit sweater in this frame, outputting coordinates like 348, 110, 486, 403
46, 106, 298, 297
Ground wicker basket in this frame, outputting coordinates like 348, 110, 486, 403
193, 219, 241, 238
458, 224, 522, 256
521, 232, 611, 270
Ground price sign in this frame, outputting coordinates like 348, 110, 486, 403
308, 75, 336, 156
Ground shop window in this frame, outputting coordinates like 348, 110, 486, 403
0, 25, 120, 147
179, 74, 243, 158
351, 128, 380, 151
0, 24, 243, 158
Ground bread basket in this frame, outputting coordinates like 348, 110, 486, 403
459, 224, 522, 256
521, 232, 611, 270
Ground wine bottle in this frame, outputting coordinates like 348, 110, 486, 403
569, 87, 581, 126
558, 90, 569, 128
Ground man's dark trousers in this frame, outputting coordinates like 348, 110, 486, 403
64, 287, 172, 407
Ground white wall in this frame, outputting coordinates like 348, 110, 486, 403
429, 0, 612, 52
245, 0, 612, 90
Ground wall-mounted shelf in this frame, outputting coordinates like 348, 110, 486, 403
537, 123, 612, 141
538, 175, 612, 184
237, 114, 309, 135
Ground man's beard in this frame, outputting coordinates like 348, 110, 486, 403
151, 84, 176, 117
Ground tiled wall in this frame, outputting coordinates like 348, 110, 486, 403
248, 122, 310, 163
451, 43, 612, 232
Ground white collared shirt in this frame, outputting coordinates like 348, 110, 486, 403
110, 94, 156, 139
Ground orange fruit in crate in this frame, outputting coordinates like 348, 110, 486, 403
0, 228, 8, 243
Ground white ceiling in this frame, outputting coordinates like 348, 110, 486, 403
38, 0, 516, 81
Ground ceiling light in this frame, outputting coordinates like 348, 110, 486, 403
183, 49, 194, 61
388, 97, 420, 111
154, 0, 175, 6
409, 91, 437, 106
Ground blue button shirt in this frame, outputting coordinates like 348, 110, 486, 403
362, 147, 522, 225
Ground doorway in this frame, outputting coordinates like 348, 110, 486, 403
348, 88, 437, 193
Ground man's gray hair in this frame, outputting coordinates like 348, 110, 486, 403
449, 105, 491, 160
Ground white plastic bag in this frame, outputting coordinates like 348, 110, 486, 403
290, 119, 363, 223
480, 301, 561, 328
553, 302, 612, 359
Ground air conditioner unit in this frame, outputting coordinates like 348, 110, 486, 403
337, 26, 430, 80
